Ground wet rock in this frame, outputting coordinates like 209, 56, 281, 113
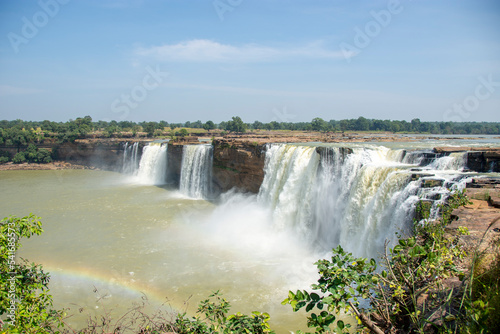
466, 177, 500, 189
422, 178, 444, 188
411, 173, 435, 181
315, 146, 353, 160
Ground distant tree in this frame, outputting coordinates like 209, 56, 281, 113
226, 116, 247, 133
311, 117, 328, 132
192, 120, 203, 128
252, 121, 263, 130
355, 117, 370, 131
270, 121, 281, 130
218, 121, 228, 130
143, 122, 158, 137
411, 118, 421, 132
106, 125, 120, 137
179, 128, 189, 137
203, 120, 215, 132
67, 116, 92, 138
132, 125, 141, 137
159, 120, 169, 129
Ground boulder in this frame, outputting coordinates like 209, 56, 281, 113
422, 178, 444, 188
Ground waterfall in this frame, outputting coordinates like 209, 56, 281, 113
179, 144, 213, 199
427, 152, 467, 171
258, 144, 468, 258
136, 142, 168, 185
122, 142, 139, 174
258, 145, 319, 231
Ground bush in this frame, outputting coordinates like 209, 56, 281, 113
0, 150, 10, 163
36, 149, 52, 163
174, 291, 274, 334
12, 152, 26, 164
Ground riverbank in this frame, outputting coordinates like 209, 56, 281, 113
0, 161, 95, 171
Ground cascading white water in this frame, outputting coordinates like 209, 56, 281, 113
136, 142, 168, 185
179, 144, 213, 199
258, 145, 319, 231
428, 152, 467, 171
310, 146, 420, 257
257, 143, 468, 258
122, 142, 139, 174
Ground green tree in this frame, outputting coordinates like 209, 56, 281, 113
311, 117, 328, 132
143, 122, 158, 138
226, 116, 247, 133
252, 121, 264, 130
411, 118, 421, 132
0, 215, 64, 333
203, 120, 215, 132
355, 116, 370, 131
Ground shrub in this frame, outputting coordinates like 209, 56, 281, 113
0, 215, 64, 333
174, 291, 274, 334
12, 152, 26, 164
36, 149, 52, 163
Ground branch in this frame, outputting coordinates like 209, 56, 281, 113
348, 301, 385, 334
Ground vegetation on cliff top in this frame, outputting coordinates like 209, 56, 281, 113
1, 115, 500, 146
1, 115, 499, 164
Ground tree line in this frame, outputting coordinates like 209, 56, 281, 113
1, 116, 499, 149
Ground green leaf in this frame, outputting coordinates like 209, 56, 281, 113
310, 292, 320, 301
306, 302, 315, 312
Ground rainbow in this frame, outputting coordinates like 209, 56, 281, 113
40, 263, 186, 317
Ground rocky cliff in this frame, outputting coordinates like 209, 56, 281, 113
211, 140, 266, 194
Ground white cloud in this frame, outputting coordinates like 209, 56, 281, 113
135, 39, 346, 62
0, 85, 44, 97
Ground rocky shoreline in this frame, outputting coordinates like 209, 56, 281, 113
0, 161, 96, 171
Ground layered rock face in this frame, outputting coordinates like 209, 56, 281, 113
211, 140, 266, 194
51, 140, 125, 169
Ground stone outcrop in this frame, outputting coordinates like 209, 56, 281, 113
166, 144, 184, 186
434, 147, 500, 172
212, 140, 266, 194
51, 140, 125, 170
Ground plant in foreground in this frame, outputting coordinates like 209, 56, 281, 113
0, 214, 64, 333
174, 291, 274, 334
283, 190, 489, 334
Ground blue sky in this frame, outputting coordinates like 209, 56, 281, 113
0, 0, 499, 123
